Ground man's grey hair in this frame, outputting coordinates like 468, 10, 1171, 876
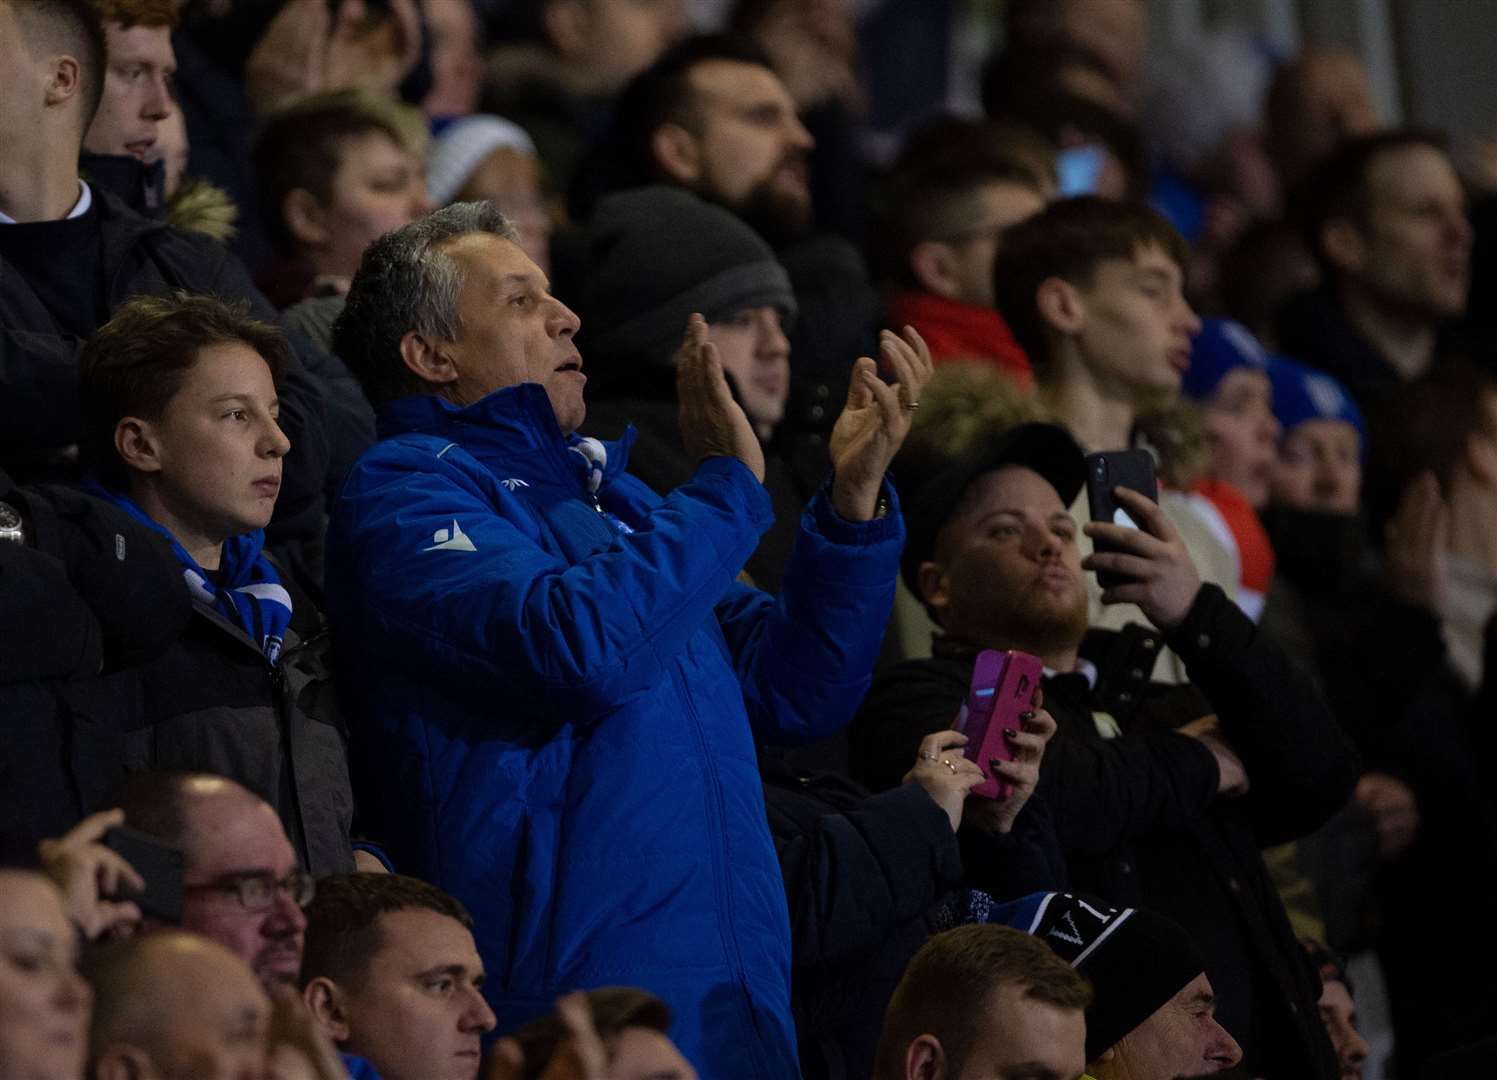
333, 202, 519, 408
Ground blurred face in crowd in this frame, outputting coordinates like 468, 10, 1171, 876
1099, 974, 1241, 1079
0, 873, 90, 1080
292, 129, 431, 278
958, 981, 1088, 1080
707, 306, 790, 441
922, 466, 1089, 656
551, 0, 689, 95
1203, 368, 1280, 509
1051, 244, 1201, 412
179, 789, 308, 989
608, 1026, 698, 1080
92, 937, 271, 1080
427, 232, 585, 431
314, 909, 495, 1080
83, 21, 176, 162
422, 0, 482, 117
1272, 419, 1362, 516
922, 180, 1047, 308
1331, 143, 1471, 320
1319, 977, 1369, 1080
121, 341, 288, 569
452, 148, 552, 276
1274, 48, 1380, 181
665, 59, 815, 239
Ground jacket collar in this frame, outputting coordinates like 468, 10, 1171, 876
376, 383, 634, 483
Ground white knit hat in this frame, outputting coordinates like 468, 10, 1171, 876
427, 115, 538, 206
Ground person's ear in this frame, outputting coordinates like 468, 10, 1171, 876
1036, 276, 1085, 337
916, 560, 950, 618
652, 122, 703, 185
904, 1034, 947, 1080
45, 53, 83, 109
1321, 217, 1367, 276
283, 188, 331, 249
303, 976, 353, 1043
114, 417, 164, 476
93, 1043, 153, 1080
910, 242, 960, 299
542, 0, 590, 60
398, 331, 460, 386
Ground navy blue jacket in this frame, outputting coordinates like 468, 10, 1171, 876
324, 385, 902, 1078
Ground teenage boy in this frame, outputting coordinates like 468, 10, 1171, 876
993, 196, 1237, 679
79, 293, 355, 876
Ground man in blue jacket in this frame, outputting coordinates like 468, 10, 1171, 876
325, 201, 929, 1078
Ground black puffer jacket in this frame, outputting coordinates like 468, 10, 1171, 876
0, 475, 190, 845
851, 585, 1357, 1079
764, 759, 1062, 1080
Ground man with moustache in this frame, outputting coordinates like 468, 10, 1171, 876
851, 421, 1356, 1078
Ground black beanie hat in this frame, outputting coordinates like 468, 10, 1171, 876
996, 891, 1208, 1061
581, 186, 797, 366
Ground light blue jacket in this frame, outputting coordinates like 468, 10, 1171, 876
324, 385, 902, 1078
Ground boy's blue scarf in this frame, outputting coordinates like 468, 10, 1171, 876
84, 481, 292, 662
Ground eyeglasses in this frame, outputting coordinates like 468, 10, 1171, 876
185, 869, 315, 912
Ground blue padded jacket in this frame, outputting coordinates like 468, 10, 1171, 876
324, 385, 902, 1078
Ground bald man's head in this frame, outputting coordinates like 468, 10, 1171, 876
87, 931, 270, 1080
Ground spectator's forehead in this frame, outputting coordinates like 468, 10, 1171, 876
182, 793, 296, 878
685, 59, 793, 119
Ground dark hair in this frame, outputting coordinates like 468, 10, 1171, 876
1294, 129, 1451, 278
1365, 358, 1497, 541
992, 196, 1189, 370
252, 89, 414, 258
871, 117, 1051, 288
79, 293, 289, 489
509, 987, 673, 1077
570, 33, 773, 219
301, 874, 474, 991
873, 925, 1092, 1080
14, 0, 109, 130
91, 0, 178, 29
335, 201, 518, 408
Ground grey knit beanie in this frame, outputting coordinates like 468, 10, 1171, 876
581, 186, 796, 365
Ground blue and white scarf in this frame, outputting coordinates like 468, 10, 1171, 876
569, 436, 634, 536
84, 481, 293, 662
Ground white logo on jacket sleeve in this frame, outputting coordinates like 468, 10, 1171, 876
500, 477, 530, 491
423, 520, 478, 552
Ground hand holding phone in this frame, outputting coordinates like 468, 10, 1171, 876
102, 825, 186, 924
1083, 481, 1202, 630
955, 650, 1044, 800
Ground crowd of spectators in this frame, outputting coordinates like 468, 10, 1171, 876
3, 0, 1493, 1077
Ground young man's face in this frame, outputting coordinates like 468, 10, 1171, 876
929, 180, 1047, 308
1272, 419, 1362, 515
706, 305, 790, 439
335, 909, 496, 1080
130, 341, 289, 552
309, 130, 431, 277
1343, 144, 1471, 320
1108, 973, 1242, 1078
1203, 367, 1280, 509
179, 793, 308, 990
958, 981, 1087, 1080
671, 59, 815, 238
922, 466, 1089, 655
1067, 244, 1200, 411
436, 232, 586, 431
82, 21, 176, 161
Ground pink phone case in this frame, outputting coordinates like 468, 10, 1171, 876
956, 650, 1042, 799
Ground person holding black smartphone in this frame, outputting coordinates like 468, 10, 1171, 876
852, 420, 1358, 1080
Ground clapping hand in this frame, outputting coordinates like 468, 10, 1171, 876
677, 314, 766, 484
829, 327, 934, 521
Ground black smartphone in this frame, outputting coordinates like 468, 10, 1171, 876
1085, 449, 1159, 590
103, 826, 185, 924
